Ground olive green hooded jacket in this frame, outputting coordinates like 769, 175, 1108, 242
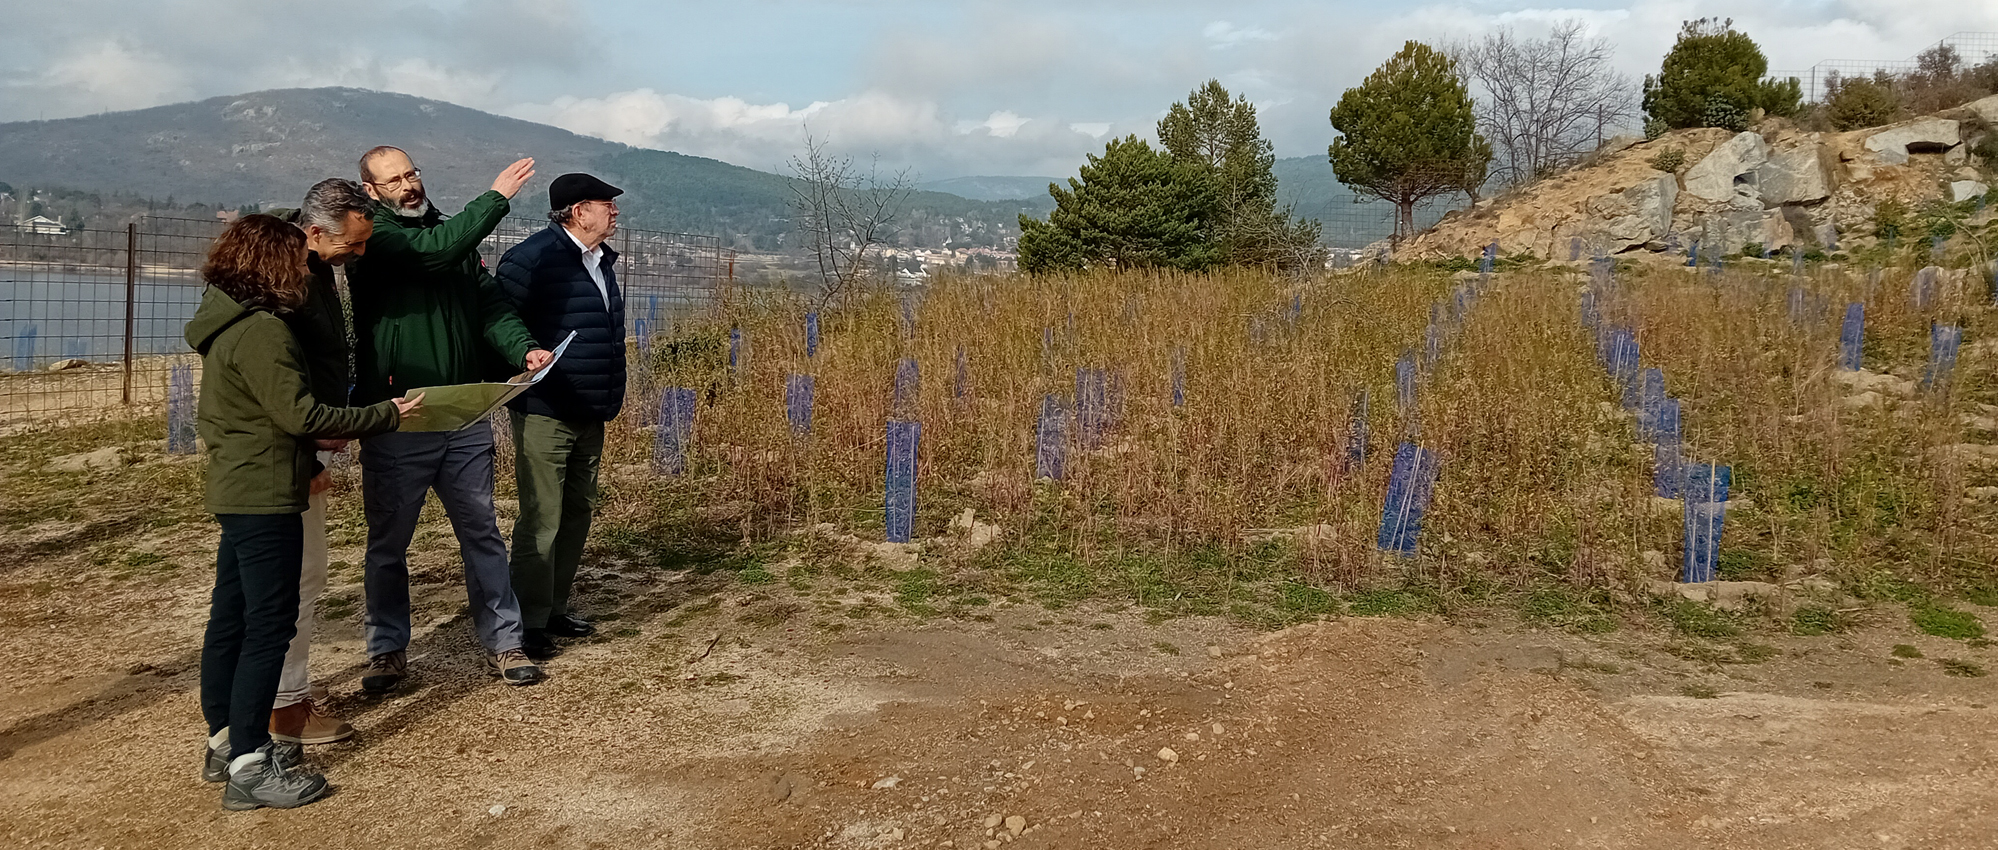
185, 286, 401, 515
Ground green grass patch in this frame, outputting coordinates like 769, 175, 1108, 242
1910, 603, 1986, 640
1663, 600, 1741, 638
1679, 683, 1721, 699
1347, 587, 1442, 617
1790, 605, 1843, 636
1891, 644, 1924, 659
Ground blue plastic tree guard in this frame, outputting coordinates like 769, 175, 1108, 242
1686, 240, 1699, 267
653, 387, 697, 474
785, 373, 815, 435
1792, 251, 1805, 276
1825, 226, 1839, 251
1653, 398, 1683, 498
12, 325, 37, 371
1839, 304, 1865, 370
1034, 395, 1067, 480
884, 420, 921, 543
1913, 266, 1939, 310
1288, 292, 1303, 326
1925, 323, 1963, 389
1932, 235, 1946, 261
167, 363, 198, 455
1787, 286, 1806, 323
1638, 368, 1666, 440
1377, 442, 1441, 556
1570, 236, 1583, 261
1424, 322, 1443, 365
1609, 330, 1641, 406
1170, 346, 1186, 408
1480, 242, 1497, 275
1395, 352, 1417, 414
1074, 368, 1111, 449
805, 312, 820, 358
1681, 463, 1731, 583
729, 327, 743, 374
1344, 390, 1370, 473
892, 357, 920, 418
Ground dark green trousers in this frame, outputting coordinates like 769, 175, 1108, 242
508, 411, 604, 629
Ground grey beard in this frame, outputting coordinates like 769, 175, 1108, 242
394, 199, 431, 218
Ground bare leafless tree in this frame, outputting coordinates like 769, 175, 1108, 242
1457, 20, 1636, 187
787, 131, 915, 308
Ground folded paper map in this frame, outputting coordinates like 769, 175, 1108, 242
396, 332, 575, 432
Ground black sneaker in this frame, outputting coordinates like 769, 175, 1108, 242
221, 742, 329, 811
544, 614, 596, 638
485, 648, 544, 685
522, 629, 563, 660
360, 650, 407, 694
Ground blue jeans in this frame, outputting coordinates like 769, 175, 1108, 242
360, 426, 525, 656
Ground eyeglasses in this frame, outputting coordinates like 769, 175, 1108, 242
369, 168, 422, 190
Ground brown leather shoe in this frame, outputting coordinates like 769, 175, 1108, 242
269, 697, 356, 745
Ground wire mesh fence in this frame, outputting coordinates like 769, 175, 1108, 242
0, 215, 726, 427
1772, 31, 1998, 103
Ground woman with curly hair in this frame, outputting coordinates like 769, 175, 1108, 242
184, 214, 422, 811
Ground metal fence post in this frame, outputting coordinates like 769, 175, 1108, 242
122, 221, 137, 405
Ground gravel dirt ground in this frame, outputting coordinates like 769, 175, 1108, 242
1, 447, 1995, 849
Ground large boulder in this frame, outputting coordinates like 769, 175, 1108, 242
1952, 180, 1991, 202
1755, 143, 1833, 206
1960, 93, 1998, 125
1684, 132, 1771, 203
1580, 171, 1679, 251
1863, 118, 1960, 165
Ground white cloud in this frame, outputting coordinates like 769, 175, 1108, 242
23, 40, 193, 114
1069, 122, 1112, 138
957, 110, 1031, 137
1204, 21, 1281, 49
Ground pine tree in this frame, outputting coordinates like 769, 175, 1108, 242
1641, 18, 1801, 131
1328, 41, 1492, 240
1017, 135, 1220, 274
1157, 80, 1325, 272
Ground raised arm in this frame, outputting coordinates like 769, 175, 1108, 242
364, 190, 512, 274
236, 320, 401, 439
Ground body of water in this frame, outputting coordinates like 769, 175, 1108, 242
0, 273, 204, 371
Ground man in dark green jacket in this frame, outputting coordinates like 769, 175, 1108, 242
348, 146, 553, 688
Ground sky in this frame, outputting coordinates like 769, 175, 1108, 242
4, 1, 1996, 181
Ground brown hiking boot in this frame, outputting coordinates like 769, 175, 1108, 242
485, 648, 544, 686
269, 697, 355, 745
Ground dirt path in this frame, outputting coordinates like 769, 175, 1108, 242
1, 518, 1994, 850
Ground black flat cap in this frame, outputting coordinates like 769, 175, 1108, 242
549, 173, 623, 211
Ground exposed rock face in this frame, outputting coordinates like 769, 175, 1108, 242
1863, 118, 1960, 165
1582, 172, 1678, 251
1683, 132, 1771, 203
1960, 93, 1998, 125
1952, 180, 1990, 202
1755, 144, 1834, 206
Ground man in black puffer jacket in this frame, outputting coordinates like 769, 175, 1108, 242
493, 173, 627, 659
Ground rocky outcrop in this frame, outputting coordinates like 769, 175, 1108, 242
1395, 100, 1994, 264
1755, 143, 1835, 206
1862, 118, 1960, 165
1683, 132, 1771, 204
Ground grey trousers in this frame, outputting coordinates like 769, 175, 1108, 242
360, 426, 525, 656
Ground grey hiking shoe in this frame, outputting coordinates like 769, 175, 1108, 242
221, 743, 329, 811
485, 648, 544, 685
360, 650, 406, 694
202, 742, 229, 783
206, 738, 303, 784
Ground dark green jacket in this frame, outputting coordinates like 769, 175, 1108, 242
345, 190, 540, 404
270, 207, 352, 406
186, 286, 400, 515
